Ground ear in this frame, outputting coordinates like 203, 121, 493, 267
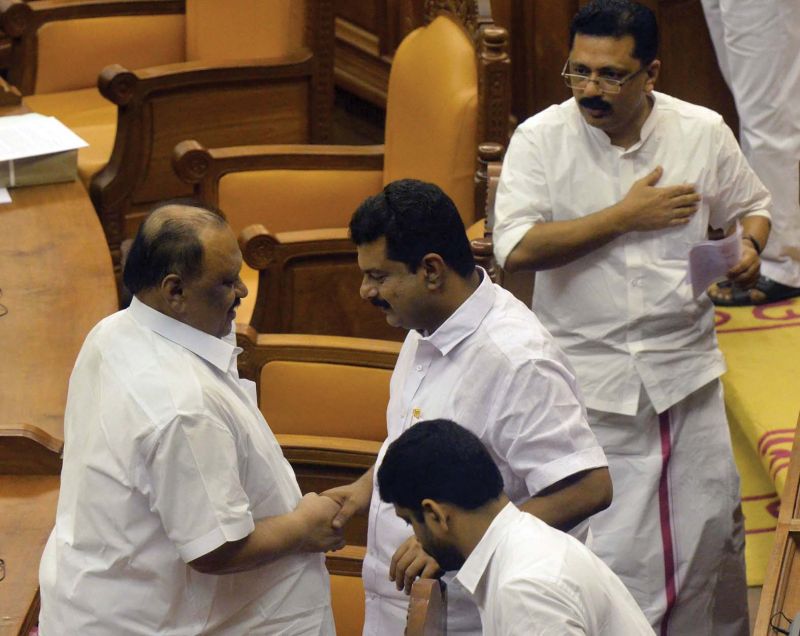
644, 59, 660, 93
159, 274, 186, 312
421, 499, 450, 533
420, 253, 446, 290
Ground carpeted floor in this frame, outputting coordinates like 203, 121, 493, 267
717, 296, 800, 585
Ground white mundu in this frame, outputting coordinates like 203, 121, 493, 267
455, 503, 654, 635
38, 298, 333, 635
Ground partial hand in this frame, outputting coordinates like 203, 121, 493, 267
389, 536, 442, 595
727, 239, 760, 288
294, 493, 346, 553
617, 166, 700, 233
322, 473, 373, 530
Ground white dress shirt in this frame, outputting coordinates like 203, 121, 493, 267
363, 270, 608, 635
493, 92, 771, 415
455, 502, 654, 635
39, 297, 332, 635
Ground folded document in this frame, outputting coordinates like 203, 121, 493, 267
688, 224, 742, 298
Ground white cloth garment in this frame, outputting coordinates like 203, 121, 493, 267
38, 297, 333, 636
492, 92, 758, 634
588, 381, 747, 636
702, 0, 800, 287
455, 502, 654, 636
493, 91, 771, 416
362, 270, 608, 636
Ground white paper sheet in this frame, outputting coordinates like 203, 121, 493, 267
0, 188, 10, 204
0, 113, 88, 162
688, 223, 742, 298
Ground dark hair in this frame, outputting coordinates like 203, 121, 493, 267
123, 199, 227, 294
378, 419, 504, 520
569, 0, 658, 65
349, 179, 475, 278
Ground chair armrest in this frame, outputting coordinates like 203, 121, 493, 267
174, 139, 385, 192
98, 52, 313, 105
276, 434, 381, 469
235, 324, 400, 383
239, 225, 353, 271
0, 0, 184, 94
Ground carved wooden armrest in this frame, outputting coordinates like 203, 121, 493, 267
235, 325, 400, 383
173, 139, 385, 189
97, 52, 314, 106
0, 0, 184, 94
276, 434, 381, 470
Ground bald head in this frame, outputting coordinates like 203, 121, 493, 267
123, 202, 227, 295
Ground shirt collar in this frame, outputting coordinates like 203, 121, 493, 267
422, 268, 494, 356
454, 501, 519, 595
128, 296, 238, 372
578, 91, 659, 153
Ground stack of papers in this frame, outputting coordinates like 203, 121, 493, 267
0, 113, 88, 200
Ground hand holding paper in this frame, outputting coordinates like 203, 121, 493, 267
688, 223, 742, 298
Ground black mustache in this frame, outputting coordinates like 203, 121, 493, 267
370, 298, 390, 310
579, 97, 611, 111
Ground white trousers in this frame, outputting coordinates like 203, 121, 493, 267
701, 0, 800, 287
588, 380, 748, 636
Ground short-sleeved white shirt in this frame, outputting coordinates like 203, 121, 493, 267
456, 503, 654, 635
363, 271, 608, 634
493, 92, 772, 415
38, 297, 332, 635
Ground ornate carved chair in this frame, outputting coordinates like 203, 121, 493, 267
236, 325, 400, 545
0, 0, 335, 282
174, 0, 510, 336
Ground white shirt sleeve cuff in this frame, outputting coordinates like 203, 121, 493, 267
178, 514, 255, 563
493, 223, 534, 270
525, 447, 609, 496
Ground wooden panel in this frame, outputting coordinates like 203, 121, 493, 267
0, 475, 60, 636
466, 0, 737, 130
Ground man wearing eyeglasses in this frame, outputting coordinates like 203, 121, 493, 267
493, 1, 770, 635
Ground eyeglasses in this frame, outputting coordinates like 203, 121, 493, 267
561, 61, 646, 94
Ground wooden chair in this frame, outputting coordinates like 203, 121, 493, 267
236, 325, 400, 546
753, 413, 800, 635
406, 579, 447, 636
0, 0, 335, 284
328, 544, 367, 635
174, 0, 510, 336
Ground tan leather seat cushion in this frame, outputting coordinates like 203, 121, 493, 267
219, 169, 384, 236
35, 15, 185, 94
237, 264, 258, 325
23, 88, 117, 188
383, 15, 478, 225
185, 0, 304, 61
259, 360, 391, 441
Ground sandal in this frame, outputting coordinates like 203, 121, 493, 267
709, 275, 800, 306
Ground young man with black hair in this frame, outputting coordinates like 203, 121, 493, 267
378, 418, 653, 635
325, 178, 611, 635
493, 1, 769, 633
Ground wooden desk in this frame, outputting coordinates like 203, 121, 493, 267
0, 178, 117, 635
0, 180, 117, 442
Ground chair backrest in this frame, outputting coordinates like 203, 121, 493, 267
383, 2, 510, 225
236, 224, 404, 340
235, 328, 399, 440
753, 412, 800, 634
2, 0, 186, 95
185, 0, 305, 61
406, 579, 447, 636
